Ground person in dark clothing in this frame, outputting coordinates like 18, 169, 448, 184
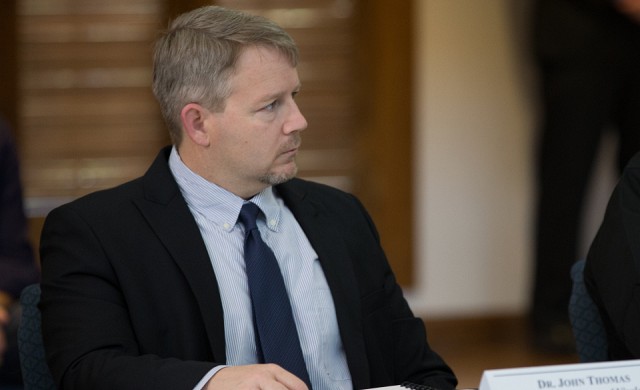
585, 151, 640, 360
38, 6, 457, 390
530, 0, 640, 352
0, 119, 40, 387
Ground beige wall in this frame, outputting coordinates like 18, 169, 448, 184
409, 0, 536, 317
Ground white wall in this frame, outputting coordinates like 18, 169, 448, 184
407, 0, 537, 317
406, 0, 617, 318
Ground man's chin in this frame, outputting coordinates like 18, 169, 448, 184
260, 166, 298, 186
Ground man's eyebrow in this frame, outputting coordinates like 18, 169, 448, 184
258, 84, 302, 102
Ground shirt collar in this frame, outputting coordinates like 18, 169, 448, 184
247, 188, 282, 233
168, 146, 282, 232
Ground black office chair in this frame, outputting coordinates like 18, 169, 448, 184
17, 284, 57, 390
568, 259, 608, 362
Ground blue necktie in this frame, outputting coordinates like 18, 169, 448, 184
238, 202, 312, 388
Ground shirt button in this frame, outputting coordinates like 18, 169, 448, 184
223, 223, 231, 229
269, 219, 276, 228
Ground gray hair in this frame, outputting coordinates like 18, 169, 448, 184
152, 6, 299, 145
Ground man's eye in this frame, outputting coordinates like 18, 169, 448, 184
263, 100, 278, 111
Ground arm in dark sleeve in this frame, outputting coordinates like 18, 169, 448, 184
341, 192, 457, 389
39, 205, 217, 390
585, 153, 640, 359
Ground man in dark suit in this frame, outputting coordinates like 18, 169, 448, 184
585, 151, 640, 360
530, 0, 640, 352
39, 6, 457, 390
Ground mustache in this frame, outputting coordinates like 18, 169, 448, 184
282, 134, 301, 152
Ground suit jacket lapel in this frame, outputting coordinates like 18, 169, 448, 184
278, 180, 371, 389
127, 154, 370, 379
134, 148, 227, 363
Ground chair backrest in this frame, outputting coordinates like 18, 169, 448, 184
17, 284, 57, 390
568, 259, 608, 362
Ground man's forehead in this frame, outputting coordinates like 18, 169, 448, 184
228, 47, 300, 94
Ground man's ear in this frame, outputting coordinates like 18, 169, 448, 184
180, 103, 211, 146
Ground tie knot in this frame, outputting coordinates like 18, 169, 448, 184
239, 202, 261, 231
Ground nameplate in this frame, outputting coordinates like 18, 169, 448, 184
479, 359, 640, 390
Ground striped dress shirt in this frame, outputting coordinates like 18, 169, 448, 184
169, 148, 352, 389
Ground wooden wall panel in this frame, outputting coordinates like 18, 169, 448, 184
18, 0, 169, 201
354, 1, 414, 285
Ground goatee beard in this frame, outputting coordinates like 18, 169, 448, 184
259, 164, 298, 186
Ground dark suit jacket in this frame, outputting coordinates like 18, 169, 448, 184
585, 152, 640, 360
39, 147, 456, 390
